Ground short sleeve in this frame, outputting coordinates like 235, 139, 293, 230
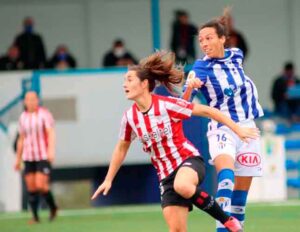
118, 113, 136, 141
192, 60, 209, 83
231, 47, 244, 62
42, 109, 55, 129
164, 96, 194, 121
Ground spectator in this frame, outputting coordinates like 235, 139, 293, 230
14, 17, 47, 69
102, 39, 137, 67
47, 45, 77, 70
221, 7, 249, 60
0, 45, 24, 71
170, 10, 197, 64
271, 62, 300, 122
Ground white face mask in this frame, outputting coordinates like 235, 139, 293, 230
114, 47, 125, 58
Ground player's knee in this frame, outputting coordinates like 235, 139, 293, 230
173, 182, 194, 199
168, 223, 187, 232
35, 183, 48, 193
27, 186, 37, 192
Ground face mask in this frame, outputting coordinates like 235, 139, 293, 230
24, 25, 33, 33
58, 53, 67, 61
114, 47, 125, 58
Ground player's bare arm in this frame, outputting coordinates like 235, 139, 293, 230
46, 127, 56, 163
91, 139, 131, 199
15, 133, 24, 171
182, 74, 203, 101
192, 104, 259, 142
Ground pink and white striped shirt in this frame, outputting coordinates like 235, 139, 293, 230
18, 107, 54, 161
119, 94, 201, 180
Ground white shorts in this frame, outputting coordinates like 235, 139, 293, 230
207, 120, 263, 177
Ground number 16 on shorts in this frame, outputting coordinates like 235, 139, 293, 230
217, 133, 227, 149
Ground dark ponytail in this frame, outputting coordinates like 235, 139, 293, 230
199, 7, 231, 39
129, 51, 184, 93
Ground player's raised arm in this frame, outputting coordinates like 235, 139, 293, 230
91, 139, 131, 199
192, 103, 259, 142
181, 71, 203, 101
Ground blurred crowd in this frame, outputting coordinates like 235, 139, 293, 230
0, 17, 77, 71
1, 12, 299, 122
1, 11, 249, 71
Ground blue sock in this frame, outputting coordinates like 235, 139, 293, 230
231, 190, 248, 227
216, 169, 235, 232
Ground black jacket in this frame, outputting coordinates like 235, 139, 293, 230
14, 32, 46, 69
170, 21, 197, 63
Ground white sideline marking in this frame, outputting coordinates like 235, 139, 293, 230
0, 205, 161, 220
1, 201, 300, 220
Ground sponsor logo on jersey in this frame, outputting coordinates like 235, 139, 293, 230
142, 124, 172, 142
237, 152, 261, 167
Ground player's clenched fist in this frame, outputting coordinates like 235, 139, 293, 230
186, 71, 203, 89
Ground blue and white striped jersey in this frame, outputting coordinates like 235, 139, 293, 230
184, 48, 264, 129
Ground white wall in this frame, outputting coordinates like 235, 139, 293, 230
0, 0, 300, 108
40, 72, 149, 168
0, 71, 31, 108
0, 125, 22, 212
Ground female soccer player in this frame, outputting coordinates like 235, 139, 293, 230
182, 11, 264, 232
15, 91, 58, 224
92, 51, 259, 232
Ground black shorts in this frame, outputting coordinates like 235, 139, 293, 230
160, 156, 206, 211
24, 160, 51, 175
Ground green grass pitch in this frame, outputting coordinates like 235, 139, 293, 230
1, 201, 300, 232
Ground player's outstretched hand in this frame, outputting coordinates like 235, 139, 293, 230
237, 127, 260, 143
91, 180, 112, 200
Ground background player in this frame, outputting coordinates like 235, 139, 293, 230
14, 91, 58, 224
92, 51, 260, 232
182, 9, 264, 232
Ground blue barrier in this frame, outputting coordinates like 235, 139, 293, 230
287, 179, 300, 188
286, 159, 300, 189
276, 123, 300, 135
286, 159, 300, 170
285, 139, 300, 150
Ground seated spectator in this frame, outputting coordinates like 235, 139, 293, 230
271, 62, 300, 122
47, 45, 77, 70
102, 39, 137, 67
14, 17, 47, 69
0, 45, 24, 71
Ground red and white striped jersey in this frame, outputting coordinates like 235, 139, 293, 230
119, 94, 201, 180
18, 107, 54, 161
